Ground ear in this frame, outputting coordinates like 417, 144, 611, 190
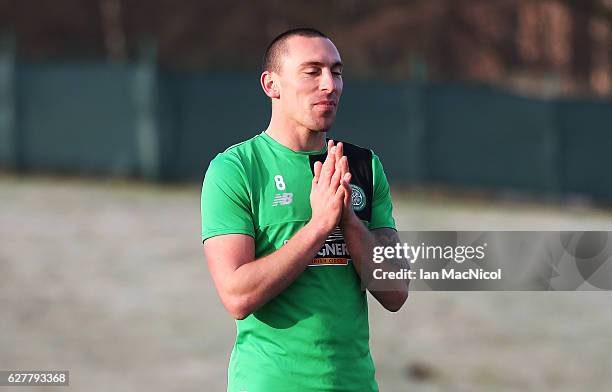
261, 71, 280, 99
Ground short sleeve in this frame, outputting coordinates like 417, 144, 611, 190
369, 152, 396, 230
201, 153, 255, 242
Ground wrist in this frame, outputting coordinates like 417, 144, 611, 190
304, 219, 333, 242
341, 208, 361, 229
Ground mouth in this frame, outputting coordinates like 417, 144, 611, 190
313, 100, 337, 110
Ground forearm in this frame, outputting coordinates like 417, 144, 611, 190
342, 213, 408, 311
226, 221, 329, 318
342, 214, 377, 281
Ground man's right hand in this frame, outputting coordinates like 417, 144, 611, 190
310, 140, 345, 234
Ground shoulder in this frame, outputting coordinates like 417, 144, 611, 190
207, 133, 265, 174
222, 133, 264, 155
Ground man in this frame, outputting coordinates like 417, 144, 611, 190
201, 28, 408, 392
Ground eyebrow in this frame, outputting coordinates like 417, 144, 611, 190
299, 61, 343, 69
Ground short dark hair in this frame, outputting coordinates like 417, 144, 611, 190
262, 28, 329, 73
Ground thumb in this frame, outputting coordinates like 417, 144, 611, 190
341, 173, 352, 205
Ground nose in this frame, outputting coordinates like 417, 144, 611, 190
319, 69, 337, 93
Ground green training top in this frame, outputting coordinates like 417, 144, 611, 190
201, 131, 396, 392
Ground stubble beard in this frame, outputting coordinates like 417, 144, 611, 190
309, 112, 337, 133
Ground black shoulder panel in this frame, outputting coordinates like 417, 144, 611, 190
308, 140, 373, 222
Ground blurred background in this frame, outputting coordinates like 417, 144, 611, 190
1, 1, 612, 391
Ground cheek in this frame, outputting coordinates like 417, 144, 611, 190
288, 82, 309, 104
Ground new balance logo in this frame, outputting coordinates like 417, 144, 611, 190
272, 193, 293, 206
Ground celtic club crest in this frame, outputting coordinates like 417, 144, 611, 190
350, 184, 366, 211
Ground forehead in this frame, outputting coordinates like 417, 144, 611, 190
280, 36, 341, 70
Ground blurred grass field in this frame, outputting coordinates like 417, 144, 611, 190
1, 175, 612, 392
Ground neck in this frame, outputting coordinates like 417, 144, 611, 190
265, 110, 326, 152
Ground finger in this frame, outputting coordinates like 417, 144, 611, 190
341, 172, 352, 193
338, 156, 348, 178
326, 139, 334, 155
313, 161, 323, 184
324, 139, 334, 165
341, 173, 352, 206
330, 158, 342, 188
322, 145, 337, 184
342, 172, 352, 185
334, 143, 344, 176
334, 180, 346, 200
334, 148, 344, 171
